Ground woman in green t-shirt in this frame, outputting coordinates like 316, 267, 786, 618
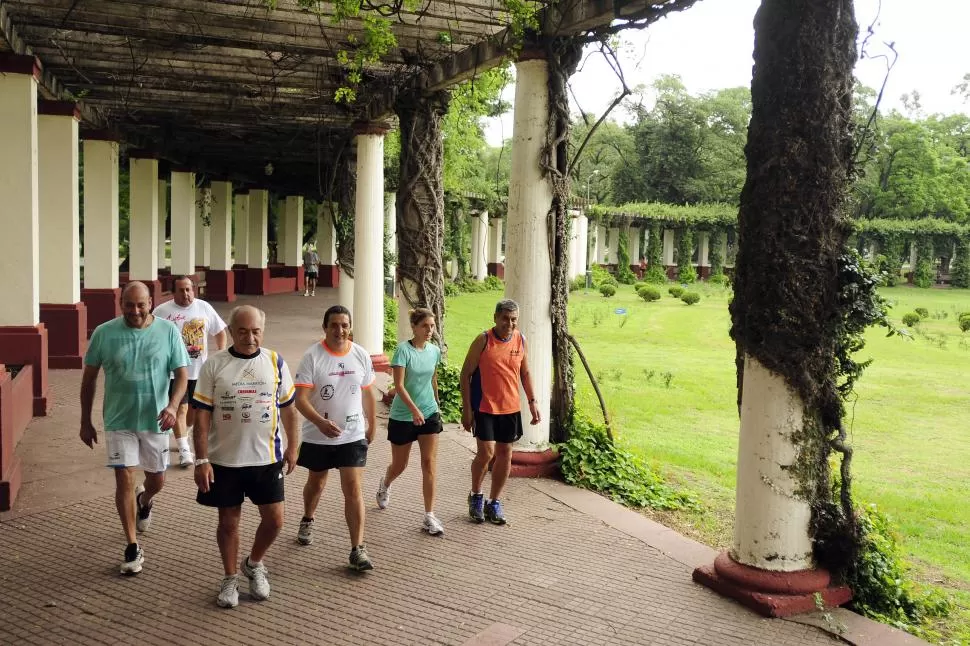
376, 308, 445, 536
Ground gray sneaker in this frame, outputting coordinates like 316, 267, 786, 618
217, 575, 239, 609
135, 484, 152, 533
376, 476, 390, 510
349, 544, 374, 572
120, 543, 143, 576
423, 513, 444, 536
297, 518, 314, 545
241, 557, 270, 600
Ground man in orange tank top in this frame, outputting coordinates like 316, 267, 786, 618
459, 299, 541, 524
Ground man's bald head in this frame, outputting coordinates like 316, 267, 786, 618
228, 305, 265, 354
121, 281, 153, 328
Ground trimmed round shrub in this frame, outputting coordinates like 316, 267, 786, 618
600, 275, 619, 288
680, 292, 701, 306
960, 315, 970, 333
901, 312, 921, 327
708, 273, 730, 287
638, 286, 661, 302
633, 281, 647, 293
599, 283, 617, 297
668, 286, 685, 298
914, 307, 929, 319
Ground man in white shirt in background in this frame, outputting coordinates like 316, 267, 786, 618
192, 305, 299, 608
154, 275, 227, 466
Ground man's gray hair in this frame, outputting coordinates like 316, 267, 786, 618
228, 305, 266, 328
494, 299, 519, 314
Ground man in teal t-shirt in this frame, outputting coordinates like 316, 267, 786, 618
80, 281, 190, 576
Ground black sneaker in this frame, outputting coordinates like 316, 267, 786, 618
349, 544, 374, 571
135, 484, 152, 533
468, 493, 485, 523
120, 543, 144, 576
484, 499, 507, 525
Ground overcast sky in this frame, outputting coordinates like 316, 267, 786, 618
484, 0, 970, 145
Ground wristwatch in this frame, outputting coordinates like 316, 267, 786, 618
194, 458, 210, 467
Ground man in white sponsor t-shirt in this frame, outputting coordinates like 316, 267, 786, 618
294, 304, 377, 571
191, 305, 299, 609
153, 276, 227, 466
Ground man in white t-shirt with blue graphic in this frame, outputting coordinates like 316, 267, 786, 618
153, 275, 227, 466
191, 305, 299, 608
294, 305, 377, 571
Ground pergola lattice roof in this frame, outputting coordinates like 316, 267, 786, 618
1, 0, 695, 195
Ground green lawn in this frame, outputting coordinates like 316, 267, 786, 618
444, 283, 970, 641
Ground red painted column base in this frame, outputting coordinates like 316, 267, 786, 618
282, 266, 305, 292
0, 363, 33, 511
511, 448, 559, 478
39, 302, 88, 369
487, 263, 505, 279
370, 353, 391, 375
81, 287, 122, 336
0, 326, 49, 416
692, 550, 852, 617
206, 269, 237, 302
126, 278, 164, 304
242, 268, 270, 295
318, 264, 340, 288
232, 264, 248, 294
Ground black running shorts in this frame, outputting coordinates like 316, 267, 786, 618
297, 439, 368, 471
196, 461, 285, 508
473, 411, 523, 444
170, 379, 197, 406
387, 412, 443, 445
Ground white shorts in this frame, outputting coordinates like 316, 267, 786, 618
105, 431, 172, 473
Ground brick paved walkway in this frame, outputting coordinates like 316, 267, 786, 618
0, 291, 907, 645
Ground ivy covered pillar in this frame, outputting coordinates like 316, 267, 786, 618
195, 186, 211, 271
207, 181, 236, 302
384, 194, 397, 301
469, 211, 489, 280
693, 0, 856, 617
128, 153, 162, 303
37, 100, 86, 369
487, 215, 504, 278
353, 123, 390, 372
395, 89, 449, 353
81, 135, 122, 334
316, 202, 339, 288
505, 51, 556, 472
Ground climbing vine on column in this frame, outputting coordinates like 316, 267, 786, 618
644, 224, 666, 283
676, 228, 697, 283
708, 227, 724, 278
334, 150, 357, 277
395, 88, 451, 352
616, 228, 636, 284
541, 36, 583, 443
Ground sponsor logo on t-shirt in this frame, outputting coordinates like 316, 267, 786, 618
238, 389, 257, 394
219, 406, 233, 412
328, 369, 357, 377
242, 367, 257, 380
320, 385, 335, 400
242, 412, 251, 419
242, 403, 252, 411
259, 391, 273, 397
223, 413, 232, 421
260, 411, 271, 422
221, 391, 235, 402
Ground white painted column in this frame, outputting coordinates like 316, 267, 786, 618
734, 356, 814, 570
233, 191, 249, 266
283, 196, 304, 267
317, 202, 337, 265
698, 231, 710, 268
607, 226, 620, 265
169, 171, 196, 276
82, 139, 120, 290
663, 229, 675, 266
157, 180, 168, 269
275, 198, 286, 264
470, 211, 488, 280
128, 157, 159, 282
595, 224, 607, 264
38, 106, 80, 305
505, 57, 553, 449
487, 217, 503, 265
353, 128, 386, 356
575, 213, 589, 277
195, 186, 211, 268
0, 64, 40, 325
209, 181, 233, 271
628, 225, 641, 266
248, 189, 269, 268
385, 193, 396, 285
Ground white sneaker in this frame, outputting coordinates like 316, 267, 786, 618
178, 447, 194, 468
303, 291, 309, 297
310, 291, 315, 296
376, 476, 390, 510
241, 557, 270, 600
120, 543, 144, 575
217, 575, 239, 608
297, 518, 313, 545
423, 513, 445, 536
135, 484, 152, 533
